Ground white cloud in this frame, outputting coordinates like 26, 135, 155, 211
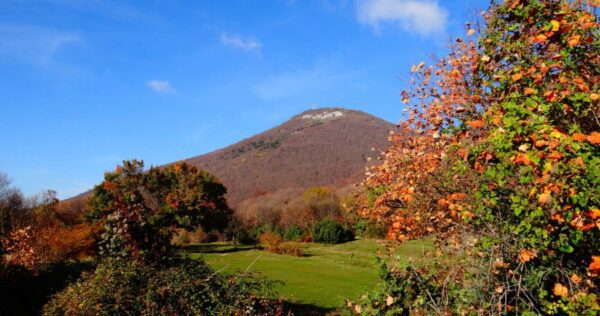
147, 80, 176, 94
220, 33, 261, 53
0, 24, 80, 66
356, 0, 448, 36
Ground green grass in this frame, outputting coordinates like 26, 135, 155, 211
182, 238, 431, 310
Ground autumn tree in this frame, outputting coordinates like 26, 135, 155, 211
87, 160, 232, 261
355, 0, 599, 314
0, 173, 24, 242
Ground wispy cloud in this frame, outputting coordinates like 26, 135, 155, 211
0, 24, 80, 66
254, 63, 356, 100
220, 33, 261, 53
356, 0, 448, 37
147, 80, 176, 94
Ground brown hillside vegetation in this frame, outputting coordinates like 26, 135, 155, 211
185, 107, 396, 213
63, 107, 396, 217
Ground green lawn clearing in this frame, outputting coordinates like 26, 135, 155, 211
182, 238, 431, 312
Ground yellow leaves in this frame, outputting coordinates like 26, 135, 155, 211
591, 93, 599, 101
518, 249, 537, 263
467, 28, 475, 36
469, 120, 485, 128
568, 35, 581, 47
480, 55, 491, 63
538, 192, 552, 204
549, 130, 565, 139
550, 20, 560, 32
553, 283, 569, 297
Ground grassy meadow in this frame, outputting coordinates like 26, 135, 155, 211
182, 238, 432, 312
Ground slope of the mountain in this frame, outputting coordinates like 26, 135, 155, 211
184, 107, 396, 208
61, 107, 396, 216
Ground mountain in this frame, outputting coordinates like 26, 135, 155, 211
61, 108, 396, 216
183, 108, 396, 209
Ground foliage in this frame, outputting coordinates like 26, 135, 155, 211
0, 261, 94, 315
313, 219, 354, 244
284, 224, 303, 241
0, 172, 24, 244
87, 160, 232, 261
359, 0, 600, 314
259, 231, 304, 256
304, 186, 342, 222
43, 258, 286, 315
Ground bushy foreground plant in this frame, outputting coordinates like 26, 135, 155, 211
313, 219, 354, 244
356, 0, 599, 314
43, 258, 285, 316
88, 160, 232, 260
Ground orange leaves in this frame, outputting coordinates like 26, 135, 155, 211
567, 35, 581, 47
511, 72, 523, 82
518, 249, 537, 263
589, 256, 600, 276
572, 132, 587, 142
533, 34, 548, 44
524, 87, 535, 95
553, 283, 569, 297
469, 120, 485, 128
512, 153, 532, 165
588, 132, 600, 145
537, 192, 552, 204
588, 209, 600, 220
572, 131, 600, 145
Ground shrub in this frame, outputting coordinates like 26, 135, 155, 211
284, 225, 302, 241
258, 232, 303, 256
234, 227, 256, 245
87, 160, 232, 261
43, 258, 285, 315
358, 0, 600, 314
259, 231, 283, 253
313, 219, 354, 244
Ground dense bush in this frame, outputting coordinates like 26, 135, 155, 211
353, 219, 387, 239
259, 232, 304, 256
88, 160, 231, 260
357, 0, 599, 314
313, 219, 354, 244
284, 224, 303, 241
43, 258, 285, 315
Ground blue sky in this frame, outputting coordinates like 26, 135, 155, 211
0, 0, 487, 199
